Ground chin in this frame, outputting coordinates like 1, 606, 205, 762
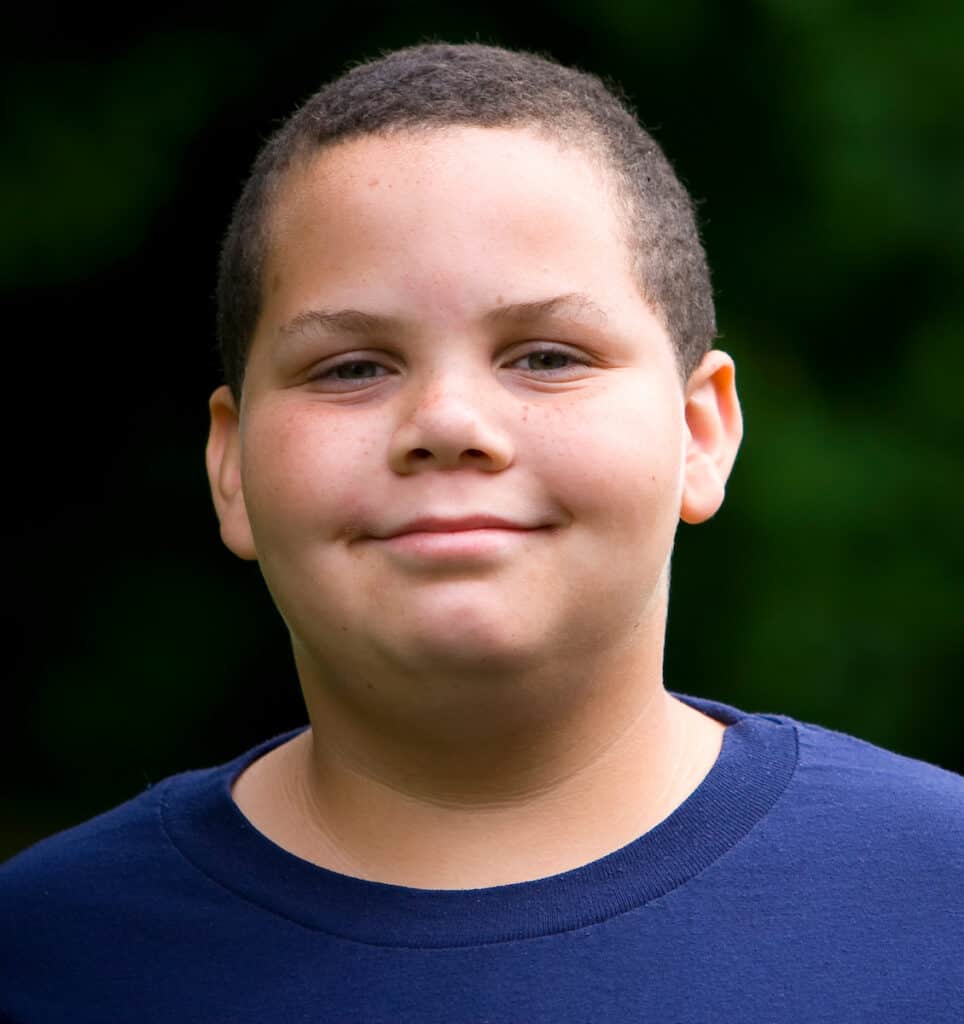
381, 597, 551, 676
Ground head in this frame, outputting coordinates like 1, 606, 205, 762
216, 43, 717, 403
206, 44, 741, 733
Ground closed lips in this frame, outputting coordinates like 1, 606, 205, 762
380, 516, 541, 538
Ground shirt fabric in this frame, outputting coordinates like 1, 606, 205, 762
3, 695, 963, 1022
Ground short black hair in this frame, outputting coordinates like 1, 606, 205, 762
216, 43, 716, 401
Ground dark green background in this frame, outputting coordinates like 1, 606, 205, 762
4, 2, 963, 860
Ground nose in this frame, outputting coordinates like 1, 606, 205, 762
388, 375, 515, 474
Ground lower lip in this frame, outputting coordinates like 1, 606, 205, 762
376, 527, 542, 559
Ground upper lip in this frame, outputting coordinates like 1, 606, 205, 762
377, 515, 540, 539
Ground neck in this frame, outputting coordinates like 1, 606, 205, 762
232, 629, 725, 888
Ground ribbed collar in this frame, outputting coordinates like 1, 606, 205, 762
161, 696, 797, 948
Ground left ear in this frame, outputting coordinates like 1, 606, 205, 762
680, 350, 743, 525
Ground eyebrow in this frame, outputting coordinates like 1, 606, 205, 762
483, 293, 609, 327
279, 307, 400, 337
278, 292, 608, 339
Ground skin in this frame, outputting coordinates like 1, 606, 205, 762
206, 127, 743, 888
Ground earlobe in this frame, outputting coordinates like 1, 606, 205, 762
205, 385, 258, 560
679, 351, 743, 525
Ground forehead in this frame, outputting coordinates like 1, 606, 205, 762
277, 124, 619, 216
266, 127, 631, 276
252, 126, 667, 367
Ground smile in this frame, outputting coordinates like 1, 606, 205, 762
370, 516, 550, 562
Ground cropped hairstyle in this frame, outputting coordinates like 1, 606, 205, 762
216, 43, 716, 401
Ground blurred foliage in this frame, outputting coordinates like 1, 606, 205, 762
3, 1, 962, 859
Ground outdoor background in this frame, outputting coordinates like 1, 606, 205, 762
4, 2, 963, 860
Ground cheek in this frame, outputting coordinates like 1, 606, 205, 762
240, 410, 377, 544
534, 396, 684, 520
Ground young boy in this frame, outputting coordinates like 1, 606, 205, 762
3, 43, 962, 1021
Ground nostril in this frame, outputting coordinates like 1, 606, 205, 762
411, 448, 432, 460
465, 449, 485, 459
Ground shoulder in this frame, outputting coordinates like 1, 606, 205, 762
0, 730, 299, 904
0, 757, 251, 1015
774, 715, 964, 866
793, 716, 964, 804
0, 779, 175, 1006
0, 731, 298, 930
0, 748, 244, 928
0, 780, 174, 909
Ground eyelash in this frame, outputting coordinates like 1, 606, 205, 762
506, 348, 588, 373
311, 346, 590, 388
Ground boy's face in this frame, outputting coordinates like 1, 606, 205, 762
208, 127, 738, 680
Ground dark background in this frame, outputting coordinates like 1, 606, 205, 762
4, 2, 963, 860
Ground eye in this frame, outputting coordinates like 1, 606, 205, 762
309, 357, 393, 390
506, 346, 590, 375
330, 360, 386, 380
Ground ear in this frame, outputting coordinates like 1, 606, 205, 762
680, 350, 743, 525
205, 385, 258, 560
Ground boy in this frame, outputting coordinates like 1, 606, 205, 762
2, 42, 962, 1021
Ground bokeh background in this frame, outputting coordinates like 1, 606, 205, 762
4, 2, 963, 860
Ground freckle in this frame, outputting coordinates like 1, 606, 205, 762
368, 177, 380, 188
496, 294, 504, 305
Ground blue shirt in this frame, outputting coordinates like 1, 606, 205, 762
3, 696, 963, 1021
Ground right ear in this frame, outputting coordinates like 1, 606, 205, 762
205, 385, 258, 561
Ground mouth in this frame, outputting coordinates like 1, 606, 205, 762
369, 515, 552, 562
378, 515, 539, 539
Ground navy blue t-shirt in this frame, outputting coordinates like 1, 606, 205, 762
3, 696, 963, 1021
